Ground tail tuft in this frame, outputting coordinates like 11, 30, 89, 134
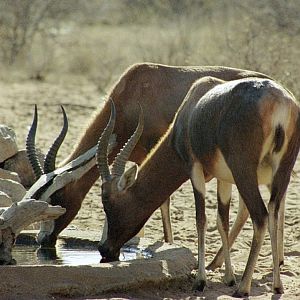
273, 125, 285, 153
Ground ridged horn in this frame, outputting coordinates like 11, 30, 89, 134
44, 105, 68, 173
26, 105, 44, 180
96, 100, 116, 182
111, 104, 144, 177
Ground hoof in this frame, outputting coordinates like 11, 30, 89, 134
224, 270, 236, 287
193, 279, 207, 292
37, 247, 58, 260
279, 259, 284, 267
232, 290, 249, 298
206, 260, 222, 271
39, 234, 57, 249
225, 277, 236, 287
274, 286, 284, 294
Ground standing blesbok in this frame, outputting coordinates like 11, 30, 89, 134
98, 77, 300, 297
172, 76, 300, 296
32, 63, 271, 249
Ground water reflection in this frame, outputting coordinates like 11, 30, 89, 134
37, 247, 59, 260
12, 245, 152, 266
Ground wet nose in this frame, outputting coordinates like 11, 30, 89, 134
98, 243, 119, 263
39, 234, 57, 249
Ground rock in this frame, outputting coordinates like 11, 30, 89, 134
0, 191, 12, 207
3, 149, 44, 188
25, 222, 40, 230
0, 199, 66, 234
0, 125, 18, 163
0, 168, 21, 182
0, 179, 26, 202
0, 236, 197, 298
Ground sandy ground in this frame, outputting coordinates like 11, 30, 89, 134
0, 79, 299, 300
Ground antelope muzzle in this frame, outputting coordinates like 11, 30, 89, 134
98, 241, 120, 263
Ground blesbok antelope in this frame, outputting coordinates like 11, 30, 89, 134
0, 119, 114, 265
30, 63, 270, 248
98, 77, 300, 297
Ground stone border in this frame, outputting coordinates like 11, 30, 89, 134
0, 231, 196, 299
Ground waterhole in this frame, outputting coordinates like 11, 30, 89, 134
13, 241, 152, 265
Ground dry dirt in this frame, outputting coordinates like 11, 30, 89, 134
0, 79, 299, 300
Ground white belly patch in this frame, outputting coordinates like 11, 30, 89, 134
198, 149, 274, 185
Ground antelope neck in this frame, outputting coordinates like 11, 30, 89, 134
131, 135, 188, 212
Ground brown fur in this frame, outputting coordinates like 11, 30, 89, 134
99, 129, 188, 261
99, 76, 300, 297
259, 98, 277, 138
42, 62, 271, 247
174, 77, 300, 296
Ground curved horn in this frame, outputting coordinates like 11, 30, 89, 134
111, 104, 144, 177
96, 100, 116, 182
44, 106, 68, 173
26, 105, 44, 180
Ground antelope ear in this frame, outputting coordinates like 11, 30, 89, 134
117, 164, 138, 191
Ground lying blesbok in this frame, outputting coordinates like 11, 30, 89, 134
97, 77, 300, 297
29, 63, 271, 249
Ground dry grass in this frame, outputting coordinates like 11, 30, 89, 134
0, 1, 299, 98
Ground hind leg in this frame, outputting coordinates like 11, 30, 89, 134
278, 195, 285, 267
230, 168, 268, 297
268, 130, 300, 294
268, 175, 292, 293
267, 184, 286, 267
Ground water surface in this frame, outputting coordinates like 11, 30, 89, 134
12, 244, 152, 266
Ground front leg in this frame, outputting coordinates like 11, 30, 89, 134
160, 197, 173, 243
207, 194, 249, 270
191, 163, 207, 291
